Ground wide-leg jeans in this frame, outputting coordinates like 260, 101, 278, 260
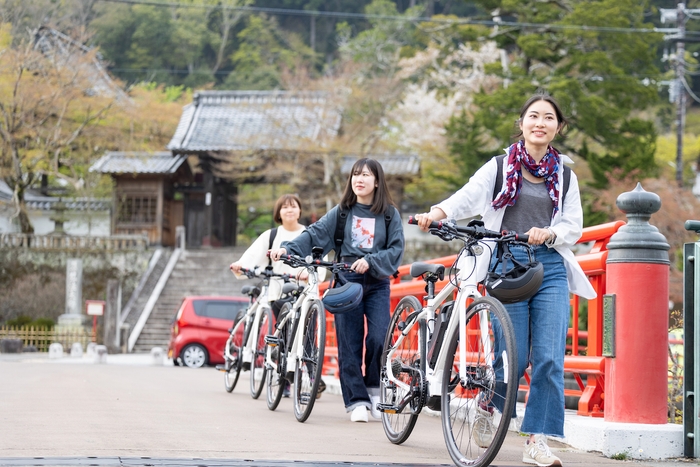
490, 244, 570, 437
333, 272, 391, 411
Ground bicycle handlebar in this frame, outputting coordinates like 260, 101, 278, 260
279, 254, 354, 273
239, 266, 293, 281
408, 215, 529, 243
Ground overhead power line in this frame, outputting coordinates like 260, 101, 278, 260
95, 0, 700, 37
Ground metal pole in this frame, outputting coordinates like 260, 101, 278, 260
676, 2, 686, 187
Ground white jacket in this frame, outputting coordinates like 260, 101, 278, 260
434, 154, 597, 299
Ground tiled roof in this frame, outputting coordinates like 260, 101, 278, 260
167, 91, 342, 152
89, 152, 189, 174
0, 181, 109, 211
341, 155, 421, 177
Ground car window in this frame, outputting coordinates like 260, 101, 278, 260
193, 300, 246, 321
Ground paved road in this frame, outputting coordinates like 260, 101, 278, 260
0, 354, 692, 467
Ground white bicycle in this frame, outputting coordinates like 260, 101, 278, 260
218, 267, 291, 399
264, 248, 353, 422
380, 218, 524, 467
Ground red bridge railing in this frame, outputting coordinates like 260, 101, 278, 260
321, 221, 625, 417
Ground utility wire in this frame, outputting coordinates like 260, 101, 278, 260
681, 75, 700, 104
94, 0, 700, 37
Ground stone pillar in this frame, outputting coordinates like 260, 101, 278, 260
57, 259, 84, 328
605, 183, 670, 423
104, 279, 120, 353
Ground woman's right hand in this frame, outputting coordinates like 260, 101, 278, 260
269, 248, 287, 262
415, 208, 447, 232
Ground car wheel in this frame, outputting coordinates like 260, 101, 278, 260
181, 344, 208, 368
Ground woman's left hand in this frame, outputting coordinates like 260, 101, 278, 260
351, 258, 369, 274
525, 227, 551, 246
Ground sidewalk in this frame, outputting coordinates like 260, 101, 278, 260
0, 353, 693, 467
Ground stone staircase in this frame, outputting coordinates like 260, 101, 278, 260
131, 247, 249, 353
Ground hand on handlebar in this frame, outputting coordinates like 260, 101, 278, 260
413, 208, 447, 232
269, 248, 287, 262
525, 227, 550, 246
229, 261, 242, 274
351, 258, 369, 274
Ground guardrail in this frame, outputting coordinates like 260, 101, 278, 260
321, 221, 626, 417
0, 233, 149, 250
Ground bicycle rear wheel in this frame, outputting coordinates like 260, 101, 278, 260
380, 295, 425, 445
293, 299, 326, 423
224, 316, 246, 393
441, 296, 518, 467
250, 306, 273, 399
267, 303, 291, 411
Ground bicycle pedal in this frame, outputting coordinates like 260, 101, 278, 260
215, 364, 227, 372
299, 394, 311, 404
376, 403, 399, 414
265, 335, 281, 347
242, 362, 251, 371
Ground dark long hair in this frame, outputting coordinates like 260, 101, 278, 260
339, 158, 395, 215
513, 92, 569, 140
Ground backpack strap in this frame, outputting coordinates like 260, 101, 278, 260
492, 154, 505, 202
491, 154, 571, 213
334, 208, 348, 255
267, 227, 278, 266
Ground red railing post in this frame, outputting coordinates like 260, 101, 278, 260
604, 184, 670, 424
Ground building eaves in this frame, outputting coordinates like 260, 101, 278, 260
89, 152, 188, 175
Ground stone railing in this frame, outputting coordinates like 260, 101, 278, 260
0, 233, 149, 251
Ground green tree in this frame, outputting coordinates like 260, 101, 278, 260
445, 0, 663, 189
223, 14, 316, 89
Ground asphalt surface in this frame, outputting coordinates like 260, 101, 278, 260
0, 353, 695, 467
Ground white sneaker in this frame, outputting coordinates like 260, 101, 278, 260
472, 406, 495, 448
369, 395, 381, 420
523, 435, 562, 467
350, 406, 369, 423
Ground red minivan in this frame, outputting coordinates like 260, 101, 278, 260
168, 296, 248, 368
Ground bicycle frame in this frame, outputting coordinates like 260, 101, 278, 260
385, 246, 490, 402
265, 266, 323, 378
225, 284, 271, 366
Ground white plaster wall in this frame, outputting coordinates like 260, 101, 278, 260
0, 206, 110, 236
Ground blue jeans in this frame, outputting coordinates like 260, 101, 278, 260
490, 244, 569, 437
333, 272, 391, 411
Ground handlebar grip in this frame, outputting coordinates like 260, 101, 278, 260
408, 215, 442, 230
515, 233, 529, 242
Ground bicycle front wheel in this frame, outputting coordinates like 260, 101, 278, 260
267, 303, 292, 411
380, 295, 425, 445
441, 296, 518, 467
224, 316, 246, 393
293, 299, 326, 423
250, 306, 273, 399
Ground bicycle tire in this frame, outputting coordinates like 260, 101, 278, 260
293, 299, 326, 423
381, 295, 425, 444
441, 296, 518, 467
267, 303, 292, 411
224, 316, 246, 393
250, 306, 273, 399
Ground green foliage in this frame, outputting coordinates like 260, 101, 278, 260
6, 315, 32, 327
445, 0, 663, 187
223, 14, 316, 89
